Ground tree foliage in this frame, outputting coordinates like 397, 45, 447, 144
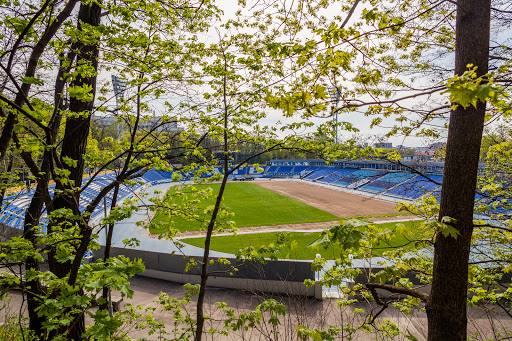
0, 0, 511, 339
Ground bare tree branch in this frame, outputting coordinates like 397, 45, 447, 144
366, 282, 429, 302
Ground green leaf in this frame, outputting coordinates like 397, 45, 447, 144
21, 76, 44, 85
68, 84, 94, 102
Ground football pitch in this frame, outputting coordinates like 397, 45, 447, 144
149, 182, 340, 233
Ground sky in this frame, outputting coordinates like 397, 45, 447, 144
211, 0, 451, 148
99, 0, 509, 149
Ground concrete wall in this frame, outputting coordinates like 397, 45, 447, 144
94, 246, 321, 298
0, 223, 23, 242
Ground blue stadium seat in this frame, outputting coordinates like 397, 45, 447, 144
333, 170, 384, 187
303, 167, 332, 180
277, 166, 293, 173
266, 166, 279, 174
317, 168, 357, 184
386, 174, 443, 199
360, 172, 416, 193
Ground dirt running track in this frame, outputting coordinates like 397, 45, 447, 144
255, 180, 398, 217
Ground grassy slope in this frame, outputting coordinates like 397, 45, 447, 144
181, 220, 423, 259
150, 182, 340, 233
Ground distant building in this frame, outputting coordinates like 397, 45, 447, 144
429, 142, 446, 150
139, 116, 183, 132
403, 151, 435, 162
93, 115, 183, 133
415, 142, 446, 152
374, 142, 393, 149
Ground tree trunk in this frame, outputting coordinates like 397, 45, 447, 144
24, 177, 51, 338
47, 1, 101, 339
18, 43, 74, 339
49, 0, 101, 277
0, 0, 79, 158
102, 183, 119, 314
195, 53, 230, 341
0, 152, 14, 208
426, 1, 490, 340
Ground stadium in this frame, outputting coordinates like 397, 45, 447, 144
1, 159, 444, 233
0, 158, 451, 297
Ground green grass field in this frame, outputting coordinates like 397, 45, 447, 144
150, 182, 340, 233
181, 220, 424, 259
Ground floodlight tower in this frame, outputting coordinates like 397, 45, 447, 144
328, 86, 342, 144
111, 75, 127, 138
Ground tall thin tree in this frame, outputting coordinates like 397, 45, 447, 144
426, 0, 491, 340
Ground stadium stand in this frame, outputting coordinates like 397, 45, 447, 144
317, 168, 357, 184
0, 166, 270, 231
333, 169, 385, 187
141, 170, 166, 182
276, 166, 293, 173
360, 172, 416, 193
301, 166, 321, 178
303, 167, 332, 181
292, 166, 310, 173
264, 166, 279, 176
386, 174, 443, 200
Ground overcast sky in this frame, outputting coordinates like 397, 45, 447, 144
102, 0, 484, 149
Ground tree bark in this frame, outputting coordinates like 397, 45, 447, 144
195, 53, 230, 341
101, 183, 120, 314
49, 0, 101, 276
0, 0, 79, 158
47, 1, 101, 339
426, 1, 491, 340
0, 151, 14, 208
21, 47, 73, 339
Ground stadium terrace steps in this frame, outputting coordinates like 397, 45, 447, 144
277, 166, 293, 173
345, 178, 371, 189
385, 174, 443, 200
292, 166, 310, 173
143, 170, 167, 182
332, 170, 386, 188
359, 172, 416, 193
266, 166, 279, 174
304, 167, 332, 180
301, 167, 321, 179
316, 168, 357, 184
